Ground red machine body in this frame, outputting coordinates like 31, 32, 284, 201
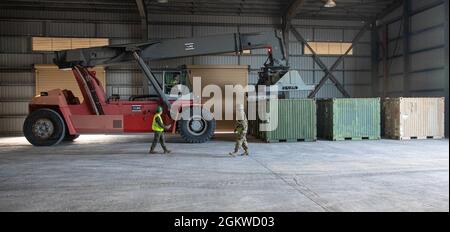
29, 66, 191, 136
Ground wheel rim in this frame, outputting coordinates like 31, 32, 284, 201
32, 118, 54, 139
187, 117, 207, 136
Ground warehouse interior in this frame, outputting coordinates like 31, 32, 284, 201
0, 0, 449, 212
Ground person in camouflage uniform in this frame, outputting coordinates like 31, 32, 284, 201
229, 104, 249, 157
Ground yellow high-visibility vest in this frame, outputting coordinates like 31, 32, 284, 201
152, 113, 165, 132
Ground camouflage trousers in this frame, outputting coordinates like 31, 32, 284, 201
234, 133, 249, 153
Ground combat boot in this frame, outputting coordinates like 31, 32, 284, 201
229, 152, 238, 157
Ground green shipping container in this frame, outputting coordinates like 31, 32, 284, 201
317, 98, 381, 141
249, 99, 316, 143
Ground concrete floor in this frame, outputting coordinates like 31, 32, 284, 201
0, 134, 448, 212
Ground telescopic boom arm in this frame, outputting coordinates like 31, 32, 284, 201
53, 30, 289, 109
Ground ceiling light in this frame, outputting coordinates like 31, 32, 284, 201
157, 0, 169, 3
324, 0, 336, 8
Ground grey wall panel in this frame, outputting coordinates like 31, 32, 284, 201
411, 0, 439, 11
238, 26, 275, 34
0, 86, 34, 100
106, 86, 144, 99
381, 6, 403, 23
110, 38, 142, 45
107, 70, 143, 86
289, 28, 313, 41
387, 57, 404, 74
316, 85, 344, 98
0, 54, 43, 68
97, 23, 141, 38
193, 26, 238, 36
314, 70, 343, 84
410, 49, 445, 71
0, 9, 140, 22
297, 71, 314, 85
289, 42, 303, 55
387, 75, 404, 92
353, 43, 371, 56
321, 57, 342, 70
344, 30, 370, 42
0, 71, 34, 85
293, 19, 363, 27
148, 25, 192, 39
411, 5, 444, 32
148, 14, 278, 25
388, 39, 404, 57
409, 69, 445, 91
409, 90, 445, 97
0, 116, 25, 135
388, 21, 403, 39
289, 56, 314, 70
344, 57, 370, 70
345, 71, 372, 85
345, 85, 373, 97
238, 56, 265, 69
0, 36, 30, 53
410, 27, 444, 52
47, 22, 96, 37
314, 28, 343, 41
149, 57, 193, 68
0, 21, 42, 36
248, 72, 259, 85
0, 101, 29, 116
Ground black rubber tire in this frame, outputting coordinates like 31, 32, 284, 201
64, 134, 80, 142
178, 107, 216, 143
23, 108, 66, 146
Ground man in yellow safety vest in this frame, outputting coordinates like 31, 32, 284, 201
149, 106, 172, 154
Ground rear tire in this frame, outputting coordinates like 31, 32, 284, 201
64, 134, 80, 142
178, 107, 215, 143
23, 108, 66, 146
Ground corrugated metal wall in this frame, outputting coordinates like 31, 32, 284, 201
0, 9, 374, 135
376, 0, 448, 136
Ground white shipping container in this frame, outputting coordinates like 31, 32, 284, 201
382, 97, 445, 140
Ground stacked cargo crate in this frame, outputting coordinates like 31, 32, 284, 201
382, 98, 445, 140
249, 99, 316, 143
317, 98, 381, 141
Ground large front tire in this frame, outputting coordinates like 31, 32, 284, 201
178, 107, 215, 143
23, 108, 66, 146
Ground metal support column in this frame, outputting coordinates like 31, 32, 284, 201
382, 24, 389, 98
445, 0, 449, 137
403, 0, 411, 97
371, 23, 380, 97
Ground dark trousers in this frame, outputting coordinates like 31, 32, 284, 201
150, 132, 168, 151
